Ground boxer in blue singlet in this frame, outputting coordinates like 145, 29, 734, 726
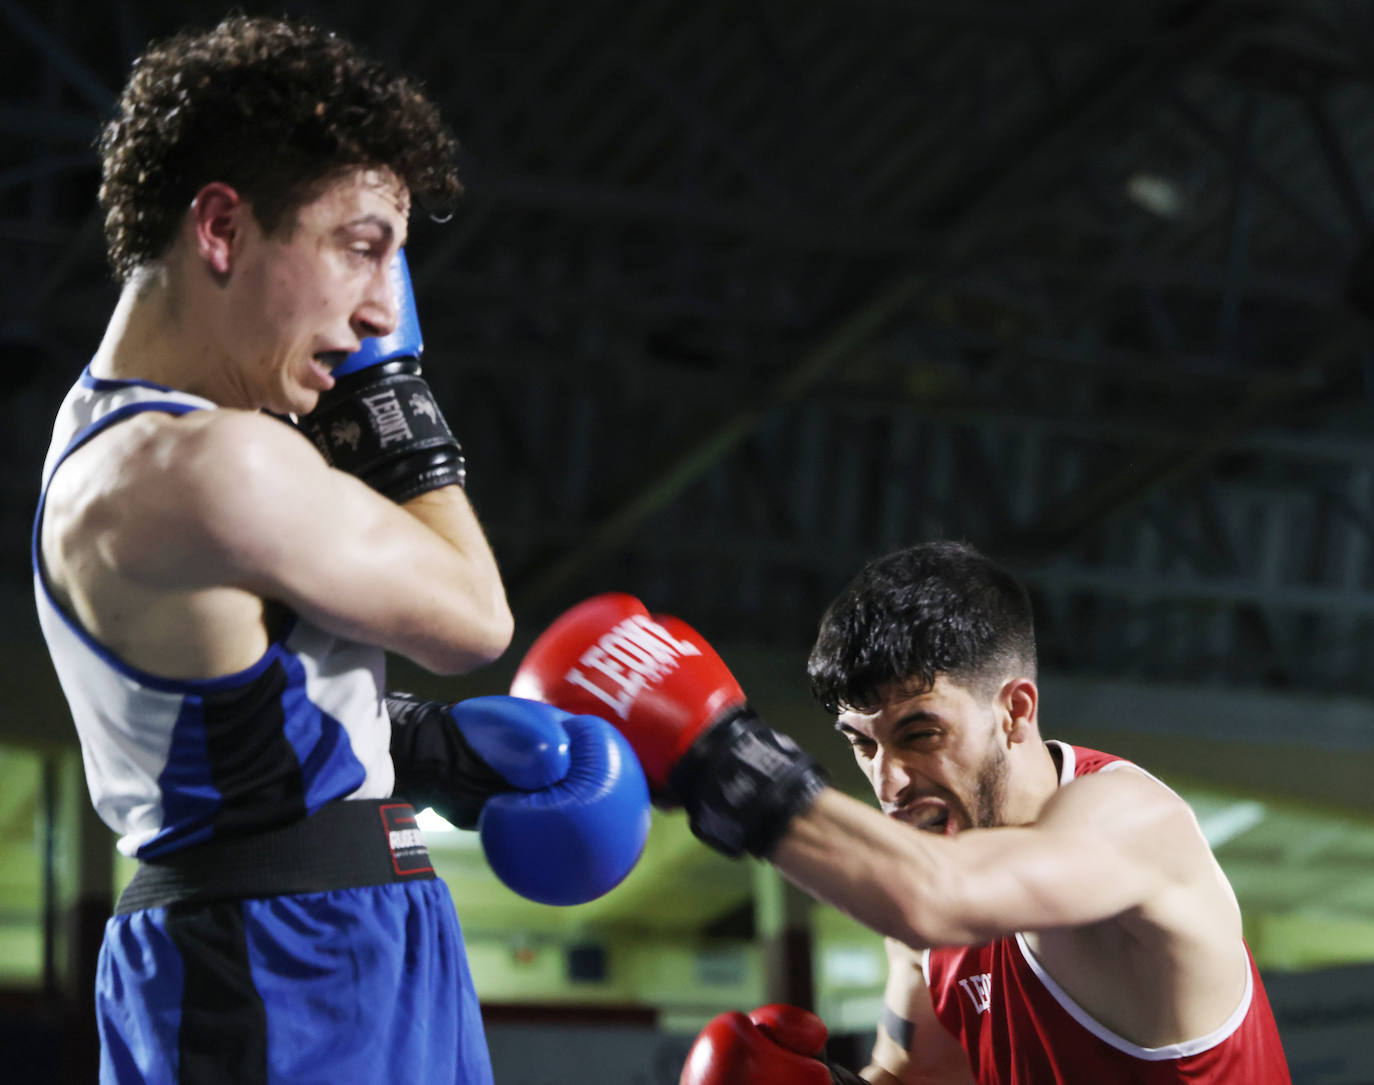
34, 16, 650, 1084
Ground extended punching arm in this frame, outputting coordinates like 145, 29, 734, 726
511, 594, 828, 859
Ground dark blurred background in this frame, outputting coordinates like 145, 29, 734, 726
3, 0, 1374, 1081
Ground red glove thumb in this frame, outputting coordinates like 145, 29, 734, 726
748, 1003, 829, 1057
679, 1009, 832, 1085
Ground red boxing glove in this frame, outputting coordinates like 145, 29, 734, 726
679, 1004, 862, 1085
510, 593, 743, 791
512, 593, 827, 858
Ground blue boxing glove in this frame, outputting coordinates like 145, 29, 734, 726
387, 693, 651, 906
330, 246, 427, 379
296, 249, 467, 501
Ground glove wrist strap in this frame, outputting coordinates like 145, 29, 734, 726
668, 708, 827, 859
386, 693, 505, 829
298, 359, 467, 502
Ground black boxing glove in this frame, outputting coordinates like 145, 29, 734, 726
296, 249, 466, 502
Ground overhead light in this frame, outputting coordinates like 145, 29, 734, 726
1125, 173, 1184, 219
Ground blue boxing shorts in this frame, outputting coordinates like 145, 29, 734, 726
95, 802, 493, 1084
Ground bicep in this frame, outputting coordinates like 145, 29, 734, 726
952, 770, 1201, 937
113, 413, 510, 672
776, 777, 1204, 953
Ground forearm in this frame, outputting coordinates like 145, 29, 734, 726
401, 486, 513, 661
770, 789, 975, 950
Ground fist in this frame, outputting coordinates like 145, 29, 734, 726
679, 1004, 833, 1085
511, 593, 744, 792
459, 696, 652, 906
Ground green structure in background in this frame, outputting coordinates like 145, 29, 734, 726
4, 744, 1373, 1010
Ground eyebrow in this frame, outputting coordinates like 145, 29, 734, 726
337, 216, 398, 240
834, 709, 941, 738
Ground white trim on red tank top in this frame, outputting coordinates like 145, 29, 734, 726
1012, 931, 1253, 1061
1013, 739, 1255, 1061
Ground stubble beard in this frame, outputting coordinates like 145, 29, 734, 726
970, 738, 1010, 829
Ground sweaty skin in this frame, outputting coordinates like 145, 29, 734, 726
41, 168, 512, 682
772, 677, 1248, 1084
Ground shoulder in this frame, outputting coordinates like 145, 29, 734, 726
167, 408, 320, 471
109, 410, 320, 526
79, 410, 324, 576
67, 406, 316, 490
1051, 758, 1191, 819
1042, 761, 1214, 891
118, 409, 325, 513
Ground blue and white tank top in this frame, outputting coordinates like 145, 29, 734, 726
32, 369, 394, 858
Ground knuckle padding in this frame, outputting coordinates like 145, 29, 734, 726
298, 361, 466, 500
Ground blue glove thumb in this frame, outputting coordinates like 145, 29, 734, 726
456, 697, 651, 906
333, 247, 424, 377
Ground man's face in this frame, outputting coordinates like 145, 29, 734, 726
222, 167, 411, 414
836, 674, 1010, 836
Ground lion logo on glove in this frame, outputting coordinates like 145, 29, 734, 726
409, 393, 437, 426
330, 420, 362, 451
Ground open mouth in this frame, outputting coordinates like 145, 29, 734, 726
314, 350, 348, 370
891, 804, 952, 834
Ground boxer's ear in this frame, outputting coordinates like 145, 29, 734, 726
189, 182, 245, 277
999, 677, 1038, 745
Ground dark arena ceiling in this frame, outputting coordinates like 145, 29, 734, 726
7, 0, 1374, 698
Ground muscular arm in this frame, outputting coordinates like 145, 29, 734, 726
99, 409, 512, 673
395, 484, 512, 654
859, 941, 975, 1085
772, 768, 1203, 951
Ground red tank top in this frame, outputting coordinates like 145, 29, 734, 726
923, 743, 1291, 1084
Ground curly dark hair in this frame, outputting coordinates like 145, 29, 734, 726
97, 14, 462, 279
807, 540, 1037, 715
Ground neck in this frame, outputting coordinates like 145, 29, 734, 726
91, 256, 244, 406
1010, 737, 1062, 825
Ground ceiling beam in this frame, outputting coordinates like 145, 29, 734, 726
511, 0, 1240, 613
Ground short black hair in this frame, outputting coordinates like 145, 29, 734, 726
98, 14, 462, 279
807, 540, 1036, 715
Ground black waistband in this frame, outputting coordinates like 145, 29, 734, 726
116, 799, 435, 914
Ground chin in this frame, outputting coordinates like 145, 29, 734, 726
277, 382, 319, 417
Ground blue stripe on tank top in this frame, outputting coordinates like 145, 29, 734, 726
79, 366, 180, 394
142, 697, 221, 858
276, 650, 367, 813
143, 648, 368, 856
